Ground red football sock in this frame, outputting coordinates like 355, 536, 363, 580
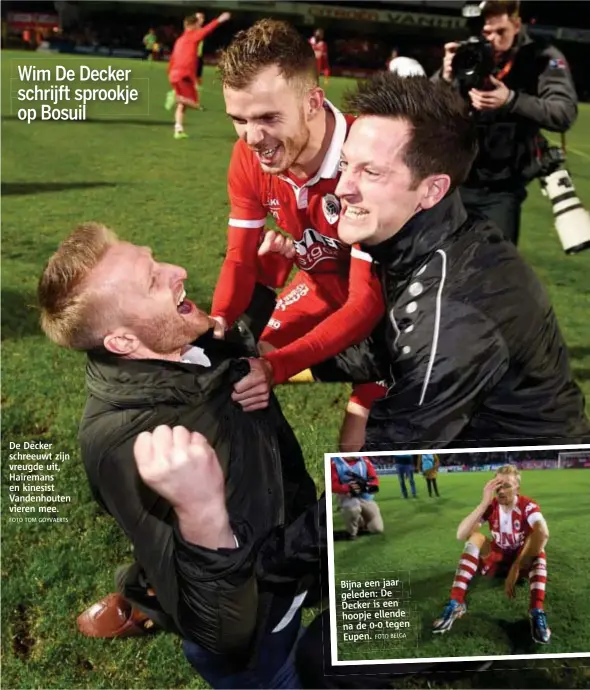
450, 541, 480, 604
528, 552, 547, 610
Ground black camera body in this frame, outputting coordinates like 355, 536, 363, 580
452, 36, 496, 94
347, 471, 379, 497
451, 2, 497, 95
536, 137, 566, 178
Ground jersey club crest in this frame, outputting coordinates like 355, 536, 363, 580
322, 193, 340, 225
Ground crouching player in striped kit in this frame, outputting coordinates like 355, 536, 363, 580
433, 465, 551, 644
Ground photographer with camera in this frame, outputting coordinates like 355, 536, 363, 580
439, 1, 578, 246
331, 456, 383, 540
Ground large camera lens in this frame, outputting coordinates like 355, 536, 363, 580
452, 36, 495, 90
454, 45, 482, 73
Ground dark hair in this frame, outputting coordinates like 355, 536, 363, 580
218, 19, 317, 90
343, 72, 478, 189
481, 1, 521, 19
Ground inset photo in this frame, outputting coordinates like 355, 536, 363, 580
326, 446, 590, 665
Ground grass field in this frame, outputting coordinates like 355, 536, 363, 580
332, 470, 590, 663
1, 50, 590, 689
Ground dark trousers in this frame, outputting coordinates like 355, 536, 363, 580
460, 185, 527, 246
184, 608, 303, 689
426, 477, 439, 497
396, 464, 416, 498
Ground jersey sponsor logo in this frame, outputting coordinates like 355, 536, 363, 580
294, 228, 346, 270
266, 197, 281, 220
275, 282, 310, 312
322, 193, 340, 224
524, 502, 538, 515
266, 317, 282, 330
491, 530, 524, 551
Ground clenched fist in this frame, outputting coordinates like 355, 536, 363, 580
258, 229, 296, 259
232, 358, 274, 412
134, 425, 235, 548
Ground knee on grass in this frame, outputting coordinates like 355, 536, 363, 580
343, 500, 362, 517
367, 521, 384, 534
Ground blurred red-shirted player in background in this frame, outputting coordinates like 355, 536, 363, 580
212, 19, 387, 450
165, 11, 231, 138
309, 28, 330, 86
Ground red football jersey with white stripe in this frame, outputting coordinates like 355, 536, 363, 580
481, 495, 544, 553
210, 101, 384, 384
226, 103, 354, 281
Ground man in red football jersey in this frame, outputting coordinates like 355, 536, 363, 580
309, 28, 330, 86
211, 19, 386, 445
165, 11, 231, 138
433, 465, 551, 644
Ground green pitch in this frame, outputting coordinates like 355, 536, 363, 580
2, 51, 589, 688
332, 469, 590, 663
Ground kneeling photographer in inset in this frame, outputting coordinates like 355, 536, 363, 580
437, 1, 578, 247
331, 456, 383, 540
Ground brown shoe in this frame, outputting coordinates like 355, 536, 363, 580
77, 593, 156, 638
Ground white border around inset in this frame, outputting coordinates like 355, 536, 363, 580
325, 443, 590, 667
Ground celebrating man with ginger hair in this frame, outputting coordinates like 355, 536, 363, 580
38, 222, 324, 688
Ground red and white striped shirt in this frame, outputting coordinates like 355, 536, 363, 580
481, 495, 544, 553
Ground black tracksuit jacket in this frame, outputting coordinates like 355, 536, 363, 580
313, 191, 590, 448
451, 30, 578, 188
78, 326, 324, 664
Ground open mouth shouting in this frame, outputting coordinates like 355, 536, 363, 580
176, 288, 194, 315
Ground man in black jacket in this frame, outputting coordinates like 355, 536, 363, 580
438, 0, 578, 245
291, 68, 588, 688
329, 71, 589, 449
37, 223, 324, 688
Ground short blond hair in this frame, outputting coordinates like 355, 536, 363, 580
495, 464, 521, 485
217, 19, 317, 91
38, 222, 117, 350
